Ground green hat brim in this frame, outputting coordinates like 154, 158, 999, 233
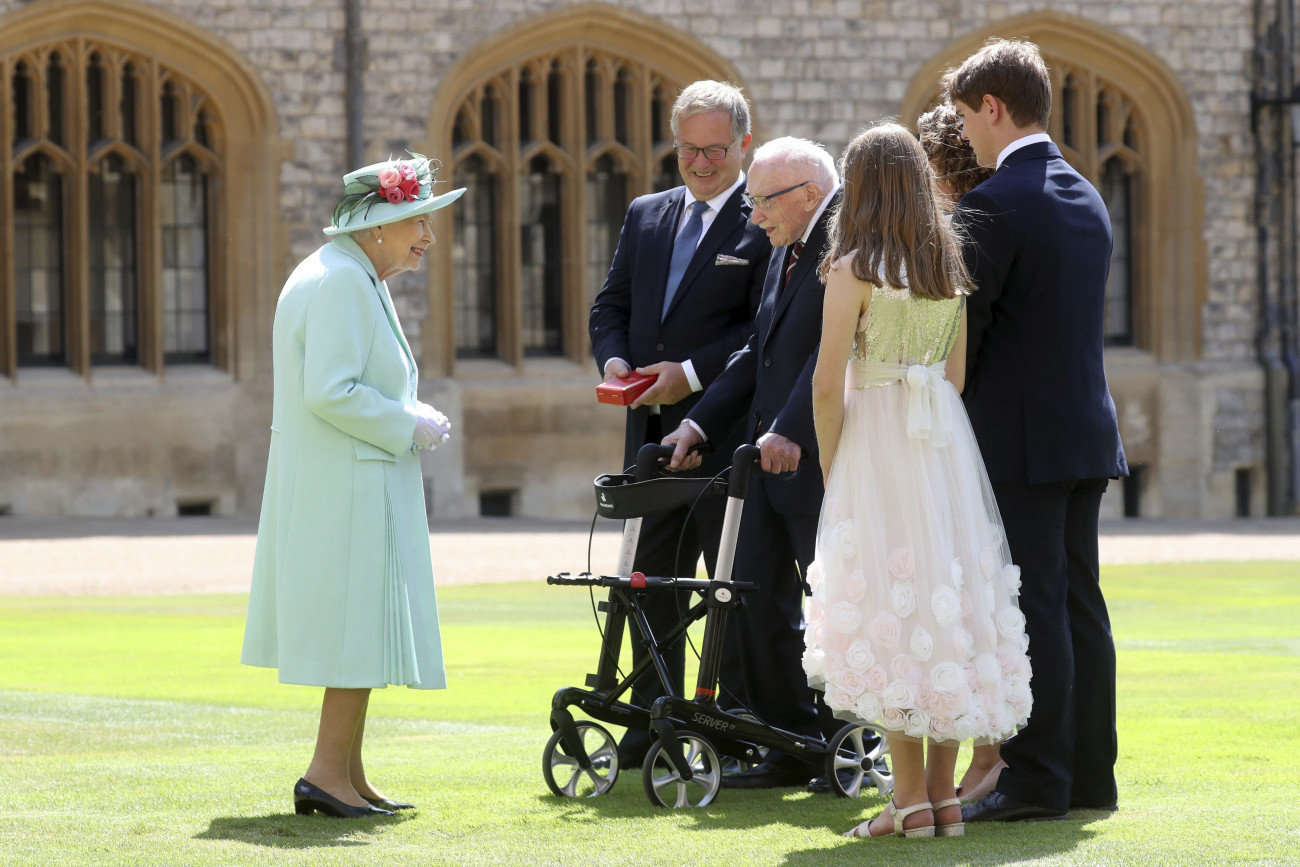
323, 187, 466, 236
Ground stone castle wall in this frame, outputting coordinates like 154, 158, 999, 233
0, 0, 1272, 518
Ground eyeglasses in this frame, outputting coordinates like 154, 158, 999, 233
673, 143, 737, 161
742, 181, 812, 210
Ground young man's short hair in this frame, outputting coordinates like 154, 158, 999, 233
943, 39, 1052, 130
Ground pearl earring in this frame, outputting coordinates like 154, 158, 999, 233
377, 235, 383, 245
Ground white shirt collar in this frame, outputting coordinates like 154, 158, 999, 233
996, 132, 1053, 169
799, 182, 840, 246
688, 171, 746, 214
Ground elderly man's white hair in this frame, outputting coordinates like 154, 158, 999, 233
751, 137, 838, 189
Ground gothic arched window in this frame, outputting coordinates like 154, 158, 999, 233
1, 39, 224, 376
1050, 69, 1145, 347
445, 48, 682, 365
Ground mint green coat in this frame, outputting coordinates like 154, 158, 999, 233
241, 234, 445, 690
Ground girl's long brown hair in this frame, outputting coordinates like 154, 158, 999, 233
820, 122, 970, 301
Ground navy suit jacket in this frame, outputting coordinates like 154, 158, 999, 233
955, 142, 1127, 485
686, 191, 840, 516
590, 184, 771, 474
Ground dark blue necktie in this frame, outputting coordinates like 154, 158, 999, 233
662, 199, 709, 319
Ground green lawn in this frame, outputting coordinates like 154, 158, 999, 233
1, 562, 1298, 866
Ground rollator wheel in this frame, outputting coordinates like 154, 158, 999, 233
824, 723, 893, 799
642, 731, 722, 808
542, 721, 619, 797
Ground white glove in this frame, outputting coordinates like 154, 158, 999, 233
413, 402, 452, 450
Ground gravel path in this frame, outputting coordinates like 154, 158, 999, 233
1, 516, 1297, 596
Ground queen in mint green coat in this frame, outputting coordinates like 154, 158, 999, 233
242, 228, 447, 689
241, 154, 464, 817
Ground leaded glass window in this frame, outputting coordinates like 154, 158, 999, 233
452, 155, 499, 358
447, 50, 681, 365
161, 155, 210, 362
14, 154, 64, 365
0, 40, 223, 377
1050, 68, 1145, 348
520, 155, 564, 356
89, 154, 138, 363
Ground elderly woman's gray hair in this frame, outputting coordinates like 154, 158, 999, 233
671, 80, 752, 145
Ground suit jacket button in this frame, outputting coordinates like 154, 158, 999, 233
763, 358, 772, 367
656, 343, 665, 351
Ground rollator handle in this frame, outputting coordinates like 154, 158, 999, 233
632, 441, 710, 482
725, 443, 801, 497
728, 444, 762, 498
634, 443, 677, 481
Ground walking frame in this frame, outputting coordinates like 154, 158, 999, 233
542, 443, 892, 808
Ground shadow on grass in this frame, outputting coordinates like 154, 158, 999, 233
537, 786, 884, 833
534, 771, 905, 833
537, 786, 1099, 863
778, 821, 1100, 867
195, 810, 411, 848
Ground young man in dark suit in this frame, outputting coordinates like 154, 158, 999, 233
588, 80, 772, 767
659, 138, 857, 789
948, 40, 1129, 822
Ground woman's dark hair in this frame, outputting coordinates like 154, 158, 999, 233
918, 102, 994, 200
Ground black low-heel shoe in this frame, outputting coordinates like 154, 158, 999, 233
293, 778, 394, 818
365, 797, 416, 811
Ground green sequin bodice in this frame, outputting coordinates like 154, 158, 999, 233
851, 284, 964, 367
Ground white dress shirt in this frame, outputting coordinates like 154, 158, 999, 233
996, 132, 1053, 170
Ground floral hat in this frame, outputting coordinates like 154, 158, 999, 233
324, 152, 465, 236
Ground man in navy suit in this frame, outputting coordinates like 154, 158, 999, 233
947, 40, 1128, 822
660, 137, 847, 788
589, 80, 771, 767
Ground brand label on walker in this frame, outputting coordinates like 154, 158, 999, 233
690, 712, 736, 732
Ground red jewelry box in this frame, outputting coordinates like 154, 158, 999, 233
596, 372, 658, 406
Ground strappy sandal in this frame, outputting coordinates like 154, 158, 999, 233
843, 798, 936, 838
932, 797, 965, 837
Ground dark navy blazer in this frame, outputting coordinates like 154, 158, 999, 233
955, 142, 1128, 485
589, 184, 771, 474
685, 191, 840, 516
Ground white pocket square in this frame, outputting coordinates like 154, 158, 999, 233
715, 254, 749, 266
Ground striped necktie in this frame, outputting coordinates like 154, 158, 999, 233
784, 240, 804, 287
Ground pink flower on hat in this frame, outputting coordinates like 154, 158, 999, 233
329, 151, 445, 233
